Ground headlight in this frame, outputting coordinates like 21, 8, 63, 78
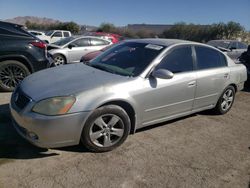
32, 96, 76, 116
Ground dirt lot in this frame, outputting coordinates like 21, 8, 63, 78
0, 89, 250, 188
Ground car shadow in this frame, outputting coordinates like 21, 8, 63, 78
136, 114, 196, 133
243, 81, 250, 92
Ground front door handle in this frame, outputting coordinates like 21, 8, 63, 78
188, 81, 196, 87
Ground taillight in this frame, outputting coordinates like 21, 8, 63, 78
31, 41, 46, 49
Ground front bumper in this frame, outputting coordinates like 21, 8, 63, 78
10, 96, 91, 148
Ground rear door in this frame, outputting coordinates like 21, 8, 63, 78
193, 45, 230, 110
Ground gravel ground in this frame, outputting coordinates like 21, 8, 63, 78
0, 89, 250, 188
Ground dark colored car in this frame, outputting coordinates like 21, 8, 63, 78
0, 21, 51, 91
80, 45, 112, 63
239, 45, 250, 81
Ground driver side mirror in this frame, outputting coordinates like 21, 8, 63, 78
229, 47, 236, 51
152, 69, 174, 79
68, 44, 77, 49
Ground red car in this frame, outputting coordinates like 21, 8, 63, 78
80, 45, 111, 63
91, 32, 122, 44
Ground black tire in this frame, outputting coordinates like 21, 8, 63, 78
0, 60, 30, 92
81, 105, 131, 152
213, 86, 235, 115
53, 54, 66, 66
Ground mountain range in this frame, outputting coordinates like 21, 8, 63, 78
4, 16, 61, 26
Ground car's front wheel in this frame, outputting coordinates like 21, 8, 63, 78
53, 54, 66, 66
0, 60, 30, 92
81, 105, 131, 152
214, 85, 235, 114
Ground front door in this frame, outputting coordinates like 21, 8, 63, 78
139, 45, 196, 126
68, 38, 91, 63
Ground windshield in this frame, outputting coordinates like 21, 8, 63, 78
52, 37, 75, 46
207, 40, 230, 49
89, 42, 165, 77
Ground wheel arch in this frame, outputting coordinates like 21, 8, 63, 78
228, 83, 237, 92
53, 53, 67, 64
0, 55, 33, 73
98, 100, 137, 134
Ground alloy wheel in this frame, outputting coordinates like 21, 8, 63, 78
54, 55, 65, 66
0, 64, 27, 89
89, 114, 125, 147
221, 88, 234, 111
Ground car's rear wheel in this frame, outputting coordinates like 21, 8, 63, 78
81, 105, 131, 152
0, 60, 30, 92
214, 86, 235, 114
53, 54, 66, 66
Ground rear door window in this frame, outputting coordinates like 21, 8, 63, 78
91, 38, 110, 46
72, 38, 90, 47
195, 46, 227, 70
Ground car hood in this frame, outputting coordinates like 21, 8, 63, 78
20, 63, 130, 101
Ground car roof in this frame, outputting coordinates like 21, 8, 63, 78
125, 38, 198, 47
208, 39, 238, 43
72, 35, 112, 42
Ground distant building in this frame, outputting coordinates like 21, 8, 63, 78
127, 24, 173, 34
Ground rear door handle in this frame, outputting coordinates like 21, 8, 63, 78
188, 81, 196, 87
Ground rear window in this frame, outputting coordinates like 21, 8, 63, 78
238, 42, 247, 49
207, 41, 230, 49
0, 24, 34, 38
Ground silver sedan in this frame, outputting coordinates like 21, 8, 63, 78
10, 39, 247, 152
48, 36, 112, 66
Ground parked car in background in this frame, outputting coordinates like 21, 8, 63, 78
80, 45, 112, 63
207, 40, 248, 61
28, 30, 45, 36
239, 45, 250, 80
0, 21, 51, 92
48, 36, 111, 66
37, 30, 71, 44
89, 32, 122, 43
10, 39, 247, 152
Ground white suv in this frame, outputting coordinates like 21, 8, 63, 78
37, 30, 72, 43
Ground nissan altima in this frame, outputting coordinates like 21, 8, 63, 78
10, 39, 247, 152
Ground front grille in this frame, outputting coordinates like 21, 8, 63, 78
14, 88, 31, 110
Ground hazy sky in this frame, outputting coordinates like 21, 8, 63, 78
0, 0, 249, 30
